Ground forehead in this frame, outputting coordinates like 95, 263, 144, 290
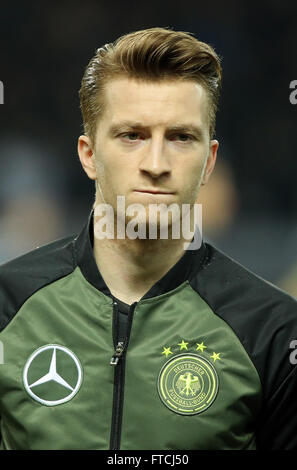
100, 77, 209, 129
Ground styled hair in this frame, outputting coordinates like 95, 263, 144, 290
79, 27, 222, 143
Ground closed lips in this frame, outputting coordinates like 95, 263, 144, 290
134, 189, 174, 194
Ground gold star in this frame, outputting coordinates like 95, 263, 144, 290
178, 340, 188, 351
196, 341, 207, 352
162, 347, 173, 358
210, 352, 221, 362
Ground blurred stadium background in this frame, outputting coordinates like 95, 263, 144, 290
0, 0, 296, 296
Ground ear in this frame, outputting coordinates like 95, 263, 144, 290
201, 139, 219, 185
77, 135, 97, 180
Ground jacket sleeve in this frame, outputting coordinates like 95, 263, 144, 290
256, 366, 297, 449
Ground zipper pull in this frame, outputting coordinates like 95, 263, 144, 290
110, 341, 124, 366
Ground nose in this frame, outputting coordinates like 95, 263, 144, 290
138, 134, 171, 179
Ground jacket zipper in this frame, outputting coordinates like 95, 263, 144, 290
109, 300, 136, 450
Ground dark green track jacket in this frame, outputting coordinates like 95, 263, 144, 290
0, 210, 297, 450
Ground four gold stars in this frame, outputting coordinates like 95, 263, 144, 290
178, 340, 189, 350
161, 341, 222, 362
162, 347, 173, 358
210, 352, 221, 362
196, 341, 207, 352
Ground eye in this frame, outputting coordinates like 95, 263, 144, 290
172, 134, 194, 142
121, 132, 142, 141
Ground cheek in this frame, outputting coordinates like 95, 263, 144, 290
178, 158, 205, 185
178, 159, 206, 201
94, 151, 116, 180
95, 154, 131, 195
94, 159, 105, 180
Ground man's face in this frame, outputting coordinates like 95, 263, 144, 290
79, 77, 218, 232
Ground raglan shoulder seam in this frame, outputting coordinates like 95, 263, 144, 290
0, 235, 77, 333
187, 280, 264, 404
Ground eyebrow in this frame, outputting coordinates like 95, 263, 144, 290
108, 121, 205, 139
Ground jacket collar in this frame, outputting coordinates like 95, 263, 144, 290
74, 210, 207, 301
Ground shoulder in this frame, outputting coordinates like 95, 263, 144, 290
193, 242, 296, 312
0, 235, 76, 331
190, 242, 297, 400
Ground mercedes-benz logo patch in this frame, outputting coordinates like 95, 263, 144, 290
23, 344, 83, 406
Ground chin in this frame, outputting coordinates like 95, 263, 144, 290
125, 215, 181, 241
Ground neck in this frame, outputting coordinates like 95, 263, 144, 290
93, 220, 191, 305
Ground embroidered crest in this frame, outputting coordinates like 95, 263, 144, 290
157, 353, 218, 415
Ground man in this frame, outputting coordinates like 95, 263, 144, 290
0, 27, 296, 450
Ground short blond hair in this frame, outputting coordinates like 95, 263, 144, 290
79, 27, 222, 143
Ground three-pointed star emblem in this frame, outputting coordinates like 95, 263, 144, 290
29, 348, 74, 391
23, 344, 83, 406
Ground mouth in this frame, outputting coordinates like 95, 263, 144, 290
133, 189, 175, 195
